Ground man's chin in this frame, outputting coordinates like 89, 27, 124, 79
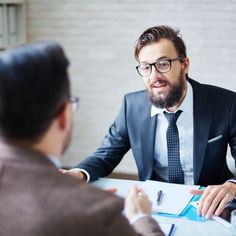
148, 94, 166, 108
149, 90, 165, 100
150, 86, 169, 97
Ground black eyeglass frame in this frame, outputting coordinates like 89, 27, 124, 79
136, 56, 185, 77
70, 95, 79, 112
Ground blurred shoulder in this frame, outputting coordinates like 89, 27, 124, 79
52, 172, 124, 212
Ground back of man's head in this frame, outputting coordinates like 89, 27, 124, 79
0, 41, 70, 143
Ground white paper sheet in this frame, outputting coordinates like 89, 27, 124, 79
142, 180, 199, 215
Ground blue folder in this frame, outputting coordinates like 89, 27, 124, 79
152, 195, 205, 222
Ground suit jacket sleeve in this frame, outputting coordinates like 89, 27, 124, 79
98, 191, 164, 236
107, 214, 164, 236
75, 95, 131, 181
132, 216, 164, 236
76, 183, 164, 236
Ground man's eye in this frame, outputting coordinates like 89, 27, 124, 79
156, 61, 170, 69
140, 65, 150, 71
158, 61, 169, 67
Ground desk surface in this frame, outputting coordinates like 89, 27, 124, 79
93, 178, 232, 236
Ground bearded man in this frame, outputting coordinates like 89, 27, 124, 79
62, 25, 236, 220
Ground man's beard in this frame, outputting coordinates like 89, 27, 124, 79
148, 70, 185, 109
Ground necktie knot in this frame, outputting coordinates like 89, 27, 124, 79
164, 110, 182, 125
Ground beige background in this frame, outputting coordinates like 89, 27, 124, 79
26, 0, 236, 174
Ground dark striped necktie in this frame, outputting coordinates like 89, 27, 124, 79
164, 110, 184, 184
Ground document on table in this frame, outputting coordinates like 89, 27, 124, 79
142, 180, 200, 215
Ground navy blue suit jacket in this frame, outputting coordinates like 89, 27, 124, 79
77, 79, 236, 186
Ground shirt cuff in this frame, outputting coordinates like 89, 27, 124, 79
70, 168, 90, 182
226, 179, 236, 199
129, 214, 150, 225
226, 179, 236, 184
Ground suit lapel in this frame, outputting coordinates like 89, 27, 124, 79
190, 79, 213, 184
139, 94, 157, 179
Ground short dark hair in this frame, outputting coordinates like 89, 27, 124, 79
134, 25, 187, 61
0, 41, 70, 142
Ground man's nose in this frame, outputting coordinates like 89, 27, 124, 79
149, 65, 162, 80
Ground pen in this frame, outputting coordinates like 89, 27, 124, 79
157, 190, 163, 205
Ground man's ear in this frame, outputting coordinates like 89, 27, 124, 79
56, 102, 71, 130
182, 57, 190, 76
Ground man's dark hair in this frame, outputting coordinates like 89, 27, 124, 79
0, 41, 70, 142
134, 25, 187, 61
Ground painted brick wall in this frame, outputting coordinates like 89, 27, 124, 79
26, 0, 236, 174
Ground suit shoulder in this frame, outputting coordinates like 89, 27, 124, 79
53, 173, 124, 209
202, 84, 236, 102
203, 84, 236, 96
190, 79, 236, 99
123, 90, 147, 102
121, 90, 151, 112
125, 90, 146, 97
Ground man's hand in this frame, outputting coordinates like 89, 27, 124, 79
59, 169, 117, 193
59, 168, 86, 180
105, 187, 117, 194
124, 186, 152, 222
190, 182, 236, 219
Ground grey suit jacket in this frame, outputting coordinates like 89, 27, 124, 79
0, 142, 163, 236
77, 79, 236, 186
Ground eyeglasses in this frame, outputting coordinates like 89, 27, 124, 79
136, 57, 184, 77
70, 95, 79, 112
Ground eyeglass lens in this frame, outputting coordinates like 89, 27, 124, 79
138, 60, 171, 76
137, 57, 183, 77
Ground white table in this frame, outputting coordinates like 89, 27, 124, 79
93, 178, 232, 236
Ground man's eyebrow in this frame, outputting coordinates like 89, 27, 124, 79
139, 56, 169, 64
156, 56, 169, 61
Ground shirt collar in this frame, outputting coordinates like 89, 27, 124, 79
47, 155, 62, 168
151, 81, 193, 117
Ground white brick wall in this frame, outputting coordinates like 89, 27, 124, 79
26, 0, 236, 174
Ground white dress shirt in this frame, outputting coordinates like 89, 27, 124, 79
152, 81, 194, 185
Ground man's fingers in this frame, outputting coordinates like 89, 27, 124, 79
126, 186, 138, 198
59, 169, 85, 180
197, 186, 214, 216
190, 189, 204, 195
105, 187, 117, 193
205, 190, 232, 219
59, 169, 67, 173
204, 192, 223, 219
199, 185, 233, 219
191, 183, 236, 219
214, 192, 234, 216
